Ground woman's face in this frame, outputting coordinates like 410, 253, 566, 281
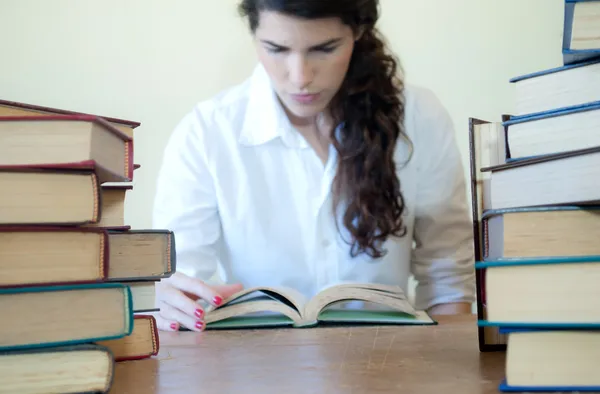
253, 11, 356, 123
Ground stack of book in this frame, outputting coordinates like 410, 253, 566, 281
469, 0, 600, 392
0, 100, 175, 393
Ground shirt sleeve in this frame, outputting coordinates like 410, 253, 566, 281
409, 89, 476, 311
152, 108, 221, 281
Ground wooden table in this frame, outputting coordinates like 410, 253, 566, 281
110, 314, 506, 393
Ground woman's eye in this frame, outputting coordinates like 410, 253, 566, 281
264, 46, 336, 54
317, 46, 336, 53
266, 46, 286, 54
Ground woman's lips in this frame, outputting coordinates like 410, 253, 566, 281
290, 92, 321, 104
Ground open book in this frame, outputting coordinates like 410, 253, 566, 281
204, 282, 435, 329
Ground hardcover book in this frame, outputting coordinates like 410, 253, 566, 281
0, 227, 176, 288
0, 115, 134, 183
481, 205, 600, 260
0, 343, 115, 394
509, 58, 600, 117
0, 98, 140, 138
97, 315, 159, 361
562, 0, 600, 65
0, 167, 102, 226
498, 327, 600, 392
476, 257, 600, 329
481, 144, 600, 210
503, 100, 600, 160
0, 283, 133, 351
204, 282, 435, 329
468, 117, 508, 351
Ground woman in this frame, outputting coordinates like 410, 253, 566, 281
152, 0, 475, 332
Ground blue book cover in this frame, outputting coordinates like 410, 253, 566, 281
504, 100, 600, 124
499, 379, 600, 392
509, 57, 600, 83
479, 320, 600, 329
563, 0, 600, 65
475, 254, 600, 266
499, 326, 600, 334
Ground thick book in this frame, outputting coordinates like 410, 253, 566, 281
476, 257, 600, 328
106, 230, 176, 282
481, 145, 600, 210
97, 315, 159, 361
0, 97, 140, 138
88, 184, 132, 229
0, 283, 133, 351
509, 58, 600, 117
504, 101, 600, 160
0, 115, 134, 183
482, 206, 600, 260
467, 117, 508, 351
0, 166, 133, 227
562, 0, 600, 65
0, 227, 175, 288
498, 327, 600, 392
203, 282, 435, 329
0, 343, 115, 394
0, 226, 109, 288
0, 167, 101, 226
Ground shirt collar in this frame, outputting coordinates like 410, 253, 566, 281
239, 64, 309, 149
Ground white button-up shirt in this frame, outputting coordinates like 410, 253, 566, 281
152, 64, 475, 311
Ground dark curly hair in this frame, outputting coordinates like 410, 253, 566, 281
238, 0, 410, 258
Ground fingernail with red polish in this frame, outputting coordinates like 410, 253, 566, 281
195, 309, 204, 319
170, 323, 178, 330
213, 296, 223, 306
196, 321, 204, 330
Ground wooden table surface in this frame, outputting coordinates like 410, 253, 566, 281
110, 314, 506, 394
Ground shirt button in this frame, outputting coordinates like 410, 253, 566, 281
322, 240, 332, 248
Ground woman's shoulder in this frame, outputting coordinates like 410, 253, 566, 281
173, 75, 255, 142
403, 84, 453, 136
399, 84, 459, 166
401, 84, 457, 154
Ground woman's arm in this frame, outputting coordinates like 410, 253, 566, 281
409, 88, 476, 315
152, 109, 221, 281
152, 109, 243, 331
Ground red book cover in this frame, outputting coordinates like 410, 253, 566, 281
0, 165, 102, 226
0, 98, 141, 129
0, 115, 134, 183
98, 315, 160, 362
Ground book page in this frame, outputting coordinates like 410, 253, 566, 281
204, 299, 302, 326
205, 286, 309, 315
317, 280, 408, 298
303, 285, 418, 324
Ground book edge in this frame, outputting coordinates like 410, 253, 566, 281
0, 98, 140, 128
508, 57, 600, 83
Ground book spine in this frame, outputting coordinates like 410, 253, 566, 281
125, 138, 134, 181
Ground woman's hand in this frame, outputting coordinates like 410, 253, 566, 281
154, 272, 243, 332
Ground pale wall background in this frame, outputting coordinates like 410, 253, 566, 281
0, 0, 564, 298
